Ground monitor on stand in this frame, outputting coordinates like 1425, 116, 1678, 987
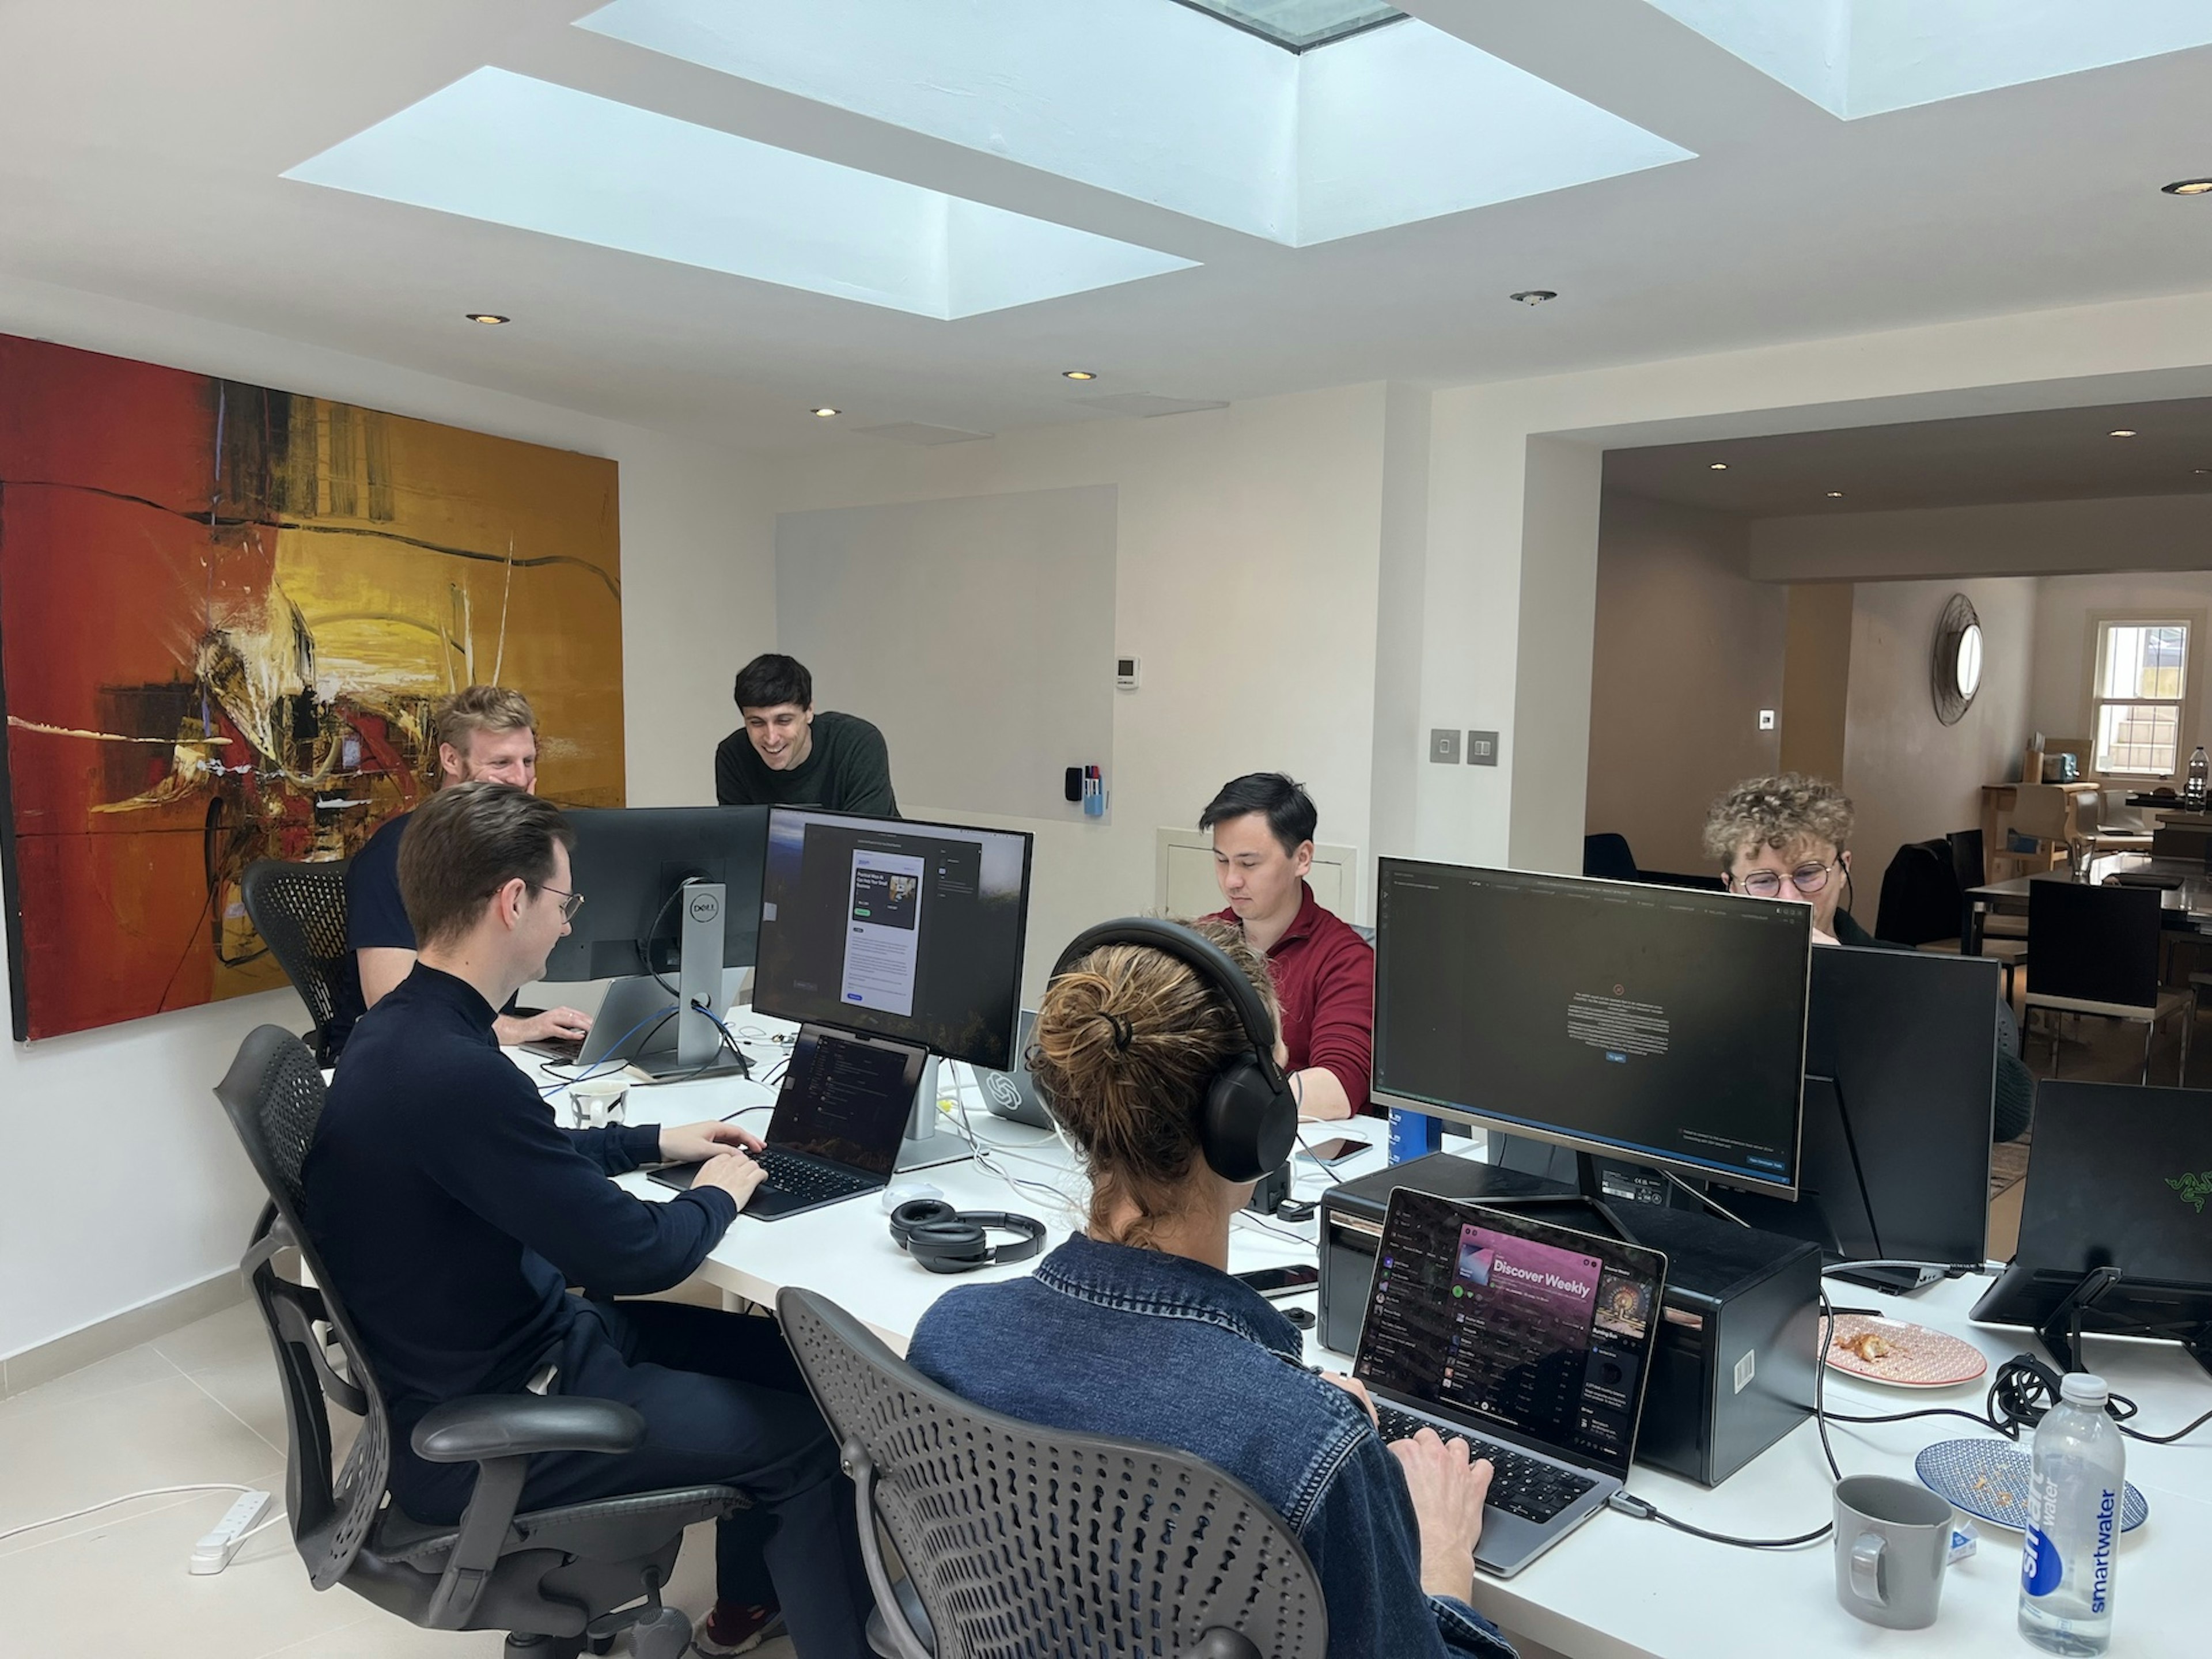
539, 806, 769, 1078
1728, 945, 1999, 1291
1370, 859, 1812, 1237
752, 806, 1033, 1171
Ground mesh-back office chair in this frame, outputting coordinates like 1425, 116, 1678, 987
213, 1025, 745, 1659
775, 1286, 1330, 1659
240, 859, 354, 1065
2022, 882, 2191, 1085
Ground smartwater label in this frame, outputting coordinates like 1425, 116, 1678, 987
2022, 1527, 2063, 1598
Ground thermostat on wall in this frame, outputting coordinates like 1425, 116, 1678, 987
1115, 655, 1142, 690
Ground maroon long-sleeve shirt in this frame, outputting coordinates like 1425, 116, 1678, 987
1208, 881, 1377, 1115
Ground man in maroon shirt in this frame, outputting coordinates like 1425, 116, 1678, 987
1200, 773, 1377, 1120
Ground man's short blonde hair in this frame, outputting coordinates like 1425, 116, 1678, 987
1701, 774, 1855, 867
432, 685, 536, 764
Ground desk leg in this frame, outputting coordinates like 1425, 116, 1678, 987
1964, 900, 1985, 956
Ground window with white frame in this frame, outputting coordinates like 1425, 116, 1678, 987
2091, 620, 2190, 776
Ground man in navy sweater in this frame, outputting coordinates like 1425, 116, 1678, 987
304, 782, 870, 1657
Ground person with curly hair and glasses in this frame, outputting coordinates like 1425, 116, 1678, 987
1703, 774, 2030, 1139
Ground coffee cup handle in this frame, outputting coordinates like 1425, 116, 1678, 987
1850, 1532, 1887, 1606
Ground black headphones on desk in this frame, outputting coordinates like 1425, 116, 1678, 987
1050, 917, 1298, 1184
889, 1199, 1048, 1275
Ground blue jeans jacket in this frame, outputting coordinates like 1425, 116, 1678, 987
907, 1234, 1515, 1659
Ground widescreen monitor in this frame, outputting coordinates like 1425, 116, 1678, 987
752, 807, 1033, 1071
539, 806, 769, 983
1372, 859, 1810, 1195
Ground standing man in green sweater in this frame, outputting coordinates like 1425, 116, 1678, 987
713, 653, 899, 817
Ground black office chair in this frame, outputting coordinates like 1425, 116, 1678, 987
241, 859, 355, 1065
775, 1286, 1329, 1659
214, 1025, 744, 1659
2022, 882, 2190, 1084
1581, 832, 1725, 892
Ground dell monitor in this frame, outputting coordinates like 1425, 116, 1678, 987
752, 807, 1034, 1165
1372, 859, 1811, 1196
537, 806, 769, 1075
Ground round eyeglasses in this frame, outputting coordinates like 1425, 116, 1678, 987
1732, 861, 1836, 899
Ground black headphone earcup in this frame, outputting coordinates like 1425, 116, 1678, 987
889, 1199, 959, 1250
1198, 1059, 1298, 1183
906, 1221, 991, 1274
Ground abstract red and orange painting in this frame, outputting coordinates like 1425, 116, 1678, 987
0, 334, 624, 1041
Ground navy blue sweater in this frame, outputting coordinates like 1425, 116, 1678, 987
302, 964, 736, 1421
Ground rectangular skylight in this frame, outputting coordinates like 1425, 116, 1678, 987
579, 0, 1692, 246
1647, 0, 2212, 118
1170, 0, 1404, 52
283, 67, 1196, 319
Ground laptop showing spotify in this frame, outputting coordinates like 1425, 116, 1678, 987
1353, 1189, 1668, 1578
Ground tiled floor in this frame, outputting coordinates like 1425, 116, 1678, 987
0, 1300, 787, 1659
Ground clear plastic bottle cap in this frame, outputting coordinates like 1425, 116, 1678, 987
2059, 1372, 2109, 1406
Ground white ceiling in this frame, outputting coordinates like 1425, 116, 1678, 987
1605, 396, 2212, 517
2, 0, 2210, 453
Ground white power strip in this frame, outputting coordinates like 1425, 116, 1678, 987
189, 1489, 273, 1575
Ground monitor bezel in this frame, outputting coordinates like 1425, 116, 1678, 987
1369, 857, 1811, 1199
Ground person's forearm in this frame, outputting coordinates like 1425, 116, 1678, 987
1293, 1066, 1353, 1122
1420, 1561, 1476, 1603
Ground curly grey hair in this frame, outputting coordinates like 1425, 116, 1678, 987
1700, 774, 1855, 867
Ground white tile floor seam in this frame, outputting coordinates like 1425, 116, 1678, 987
0, 1303, 794, 1658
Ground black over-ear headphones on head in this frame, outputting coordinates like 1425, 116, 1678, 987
889, 1199, 1048, 1275
1049, 916, 1299, 1184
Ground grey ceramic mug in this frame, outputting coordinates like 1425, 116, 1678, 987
1834, 1475, 1953, 1630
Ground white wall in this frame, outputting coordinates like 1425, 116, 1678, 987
1839, 577, 2039, 887
769, 384, 1391, 997
1584, 493, 1785, 875
0, 276, 773, 1365
2032, 571, 2212, 775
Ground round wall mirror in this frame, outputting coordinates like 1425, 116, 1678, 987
1932, 594, 1982, 725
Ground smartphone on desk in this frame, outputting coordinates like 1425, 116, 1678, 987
1234, 1263, 1321, 1300
1297, 1137, 1365, 1165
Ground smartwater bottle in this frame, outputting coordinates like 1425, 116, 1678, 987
2189, 746, 2209, 810
2018, 1372, 2124, 1656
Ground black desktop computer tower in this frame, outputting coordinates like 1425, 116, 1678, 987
1318, 1153, 1821, 1488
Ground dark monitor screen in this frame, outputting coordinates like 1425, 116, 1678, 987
766, 1028, 925, 1179
540, 806, 769, 983
1354, 1190, 1666, 1480
1372, 859, 1810, 1194
752, 808, 1034, 1070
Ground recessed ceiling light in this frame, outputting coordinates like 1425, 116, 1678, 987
2109, 428, 2139, 438
464, 312, 510, 325
1062, 369, 1099, 381
1825, 491, 1845, 498
1709, 462, 1729, 471
2162, 179, 2212, 196
1510, 290, 1558, 306
811, 407, 840, 418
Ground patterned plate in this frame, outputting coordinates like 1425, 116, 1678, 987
1824, 1315, 1989, 1388
1916, 1438, 2148, 1534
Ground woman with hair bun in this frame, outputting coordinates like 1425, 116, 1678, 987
906, 919, 1517, 1659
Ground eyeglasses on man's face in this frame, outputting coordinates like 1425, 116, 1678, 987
537, 884, 586, 923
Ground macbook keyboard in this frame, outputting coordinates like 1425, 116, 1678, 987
1373, 1402, 1596, 1524
755, 1148, 875, 1204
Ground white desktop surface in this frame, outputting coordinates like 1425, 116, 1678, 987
525, 1021, 2209, 1659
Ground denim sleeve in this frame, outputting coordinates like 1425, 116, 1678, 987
1299, 1434, 1516, 1659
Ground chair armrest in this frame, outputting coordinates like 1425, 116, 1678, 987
412, 1395, 645, 1464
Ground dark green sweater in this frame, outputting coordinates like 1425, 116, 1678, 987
713, 709, 898, 816
1835, 911, 2033, 1142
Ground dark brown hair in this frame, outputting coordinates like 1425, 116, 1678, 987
1032, 918, 1277, 1248
733, 653, 812, 711
397, 781, 573, 948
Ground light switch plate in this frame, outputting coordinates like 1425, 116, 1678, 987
1758, 709, 1777, 731
1467, 730, 1499, 766
1430, 728, 1462, 764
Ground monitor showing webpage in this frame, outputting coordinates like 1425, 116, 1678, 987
1355, 1190, 1665, 1478
752, 808, 1033, 1069
1371, 859, 1810, 1193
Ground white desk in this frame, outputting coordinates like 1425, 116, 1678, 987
532, 1033, 2209, 1659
